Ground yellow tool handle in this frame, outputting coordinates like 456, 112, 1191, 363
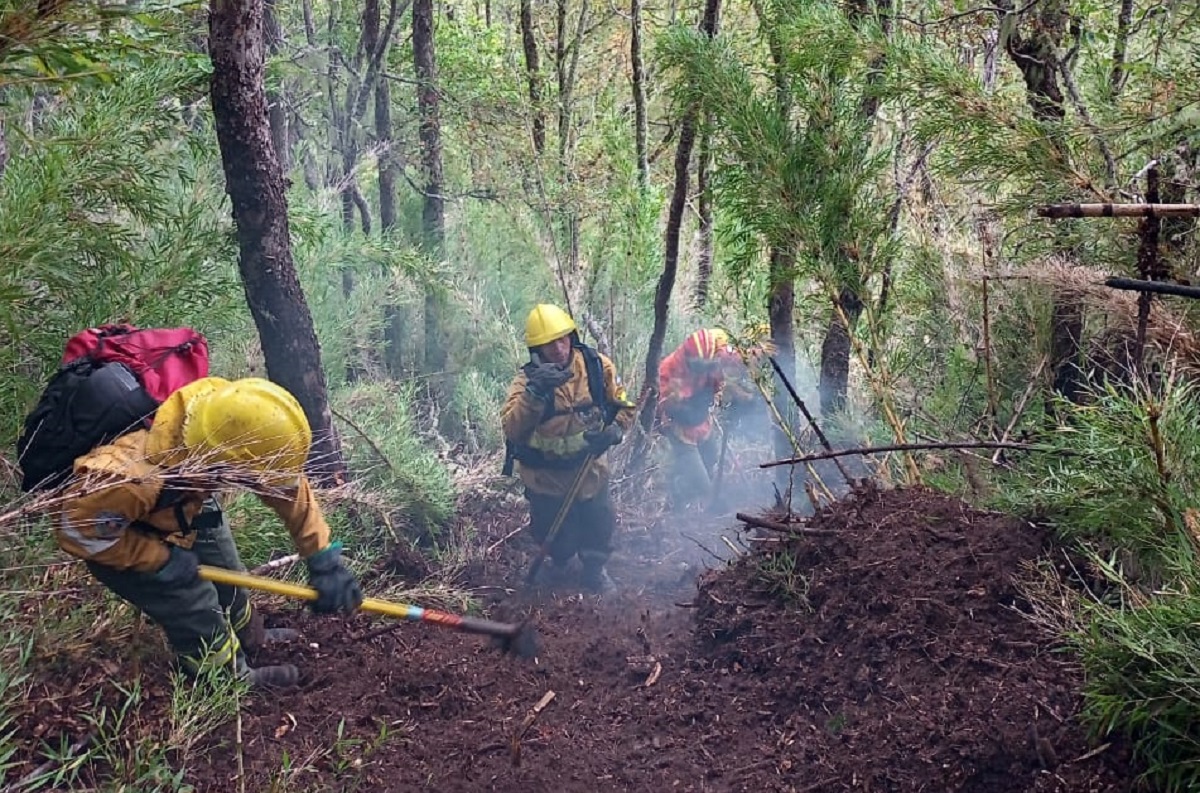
198, 565, 417, 620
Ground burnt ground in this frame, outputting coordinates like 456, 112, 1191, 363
5, 479, 1139, 792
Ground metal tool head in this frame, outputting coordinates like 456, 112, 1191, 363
490, 619, 539, 660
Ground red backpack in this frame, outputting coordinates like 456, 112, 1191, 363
17, 325, 210, 492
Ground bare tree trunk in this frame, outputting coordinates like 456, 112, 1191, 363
630, 0, 648, 188
209, 0, 345, 483
637, 0, 721, 435
818, 287, 863, 415
262, 0, 290, 175
519, 0, 544, 154
0, 117, 7, 178
414, 0, 447, 373
769, 246, 796, 488
555, 0, 588, 274
376, 78, 398, 232
376, 40, 403, 376
1003, 0, 1082, 404
1110, 0, 1133, 97
693, 121, 713, 309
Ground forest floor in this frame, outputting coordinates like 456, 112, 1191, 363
5, 464, 1141, 792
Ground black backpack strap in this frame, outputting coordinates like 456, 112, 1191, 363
576, 343, 618, 425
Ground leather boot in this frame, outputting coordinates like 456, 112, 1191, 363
237, 608, 300, 656
237, 657, 300, 689
579, 552, 616, 594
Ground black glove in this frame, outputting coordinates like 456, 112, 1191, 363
666, 397, 713, 427
153, 545, 200, 587
523, 362, 572, 401
583, 424, 624, 455
306, 543, 363, 614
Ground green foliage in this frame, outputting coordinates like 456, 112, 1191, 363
996, 380, 1200, 790
0, 58, 240, 441
1073, 594, 1200, 793
999, 382, 1200, 585
334, 382, 456, 540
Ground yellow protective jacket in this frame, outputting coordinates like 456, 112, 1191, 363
501, 348, 635, 500
54, 405, 332, 573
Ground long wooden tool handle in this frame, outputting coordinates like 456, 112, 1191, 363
197, 565, 520, 638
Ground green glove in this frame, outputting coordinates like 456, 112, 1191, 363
306, 543, 363, 614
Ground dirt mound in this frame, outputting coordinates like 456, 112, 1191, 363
696, 483, 1133, 792
4, 485, 1139, 792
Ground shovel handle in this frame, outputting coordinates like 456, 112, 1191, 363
197, 565, 521, 639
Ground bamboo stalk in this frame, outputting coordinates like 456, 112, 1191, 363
1037, 203, 1200, 219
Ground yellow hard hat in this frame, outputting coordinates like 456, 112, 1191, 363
179, 377, 312, 473
525, 303, 577, 347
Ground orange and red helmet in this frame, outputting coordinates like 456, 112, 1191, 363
681, 328, 732, 361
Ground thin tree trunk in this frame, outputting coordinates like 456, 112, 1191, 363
1110, 0, 1133, 97
0, 117, 7, 178
630, 0, 648, 188
209, 0, 345, 483
555, 0, 588, 275
818, 287, 863, 415
376, 78, 397, 232
693, 121, 713, 309
637, 0, 721, 434
519, 0, 544, 154
1003, 0, 1082, 404
414, 0, 447, 372
263, 0, 290, 174
769, 246, 796, 487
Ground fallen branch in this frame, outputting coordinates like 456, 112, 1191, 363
510, 690, 556, 767
1103, 276, 1200, 300
767, 356, 854, 485
486, 526, 524, 556
330, 405, 397, 473
735, 512, 837, 536
250, 553, 299, 574
1037, 203, 1200, 219
761, 441, 1063, 469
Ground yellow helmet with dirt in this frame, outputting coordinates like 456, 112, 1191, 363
524, 304, 577, 348
155, 376, 312, 473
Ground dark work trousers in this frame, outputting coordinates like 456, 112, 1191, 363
85, 499, 255, 673
666, 430, 722, 508
526, 486, 616, 569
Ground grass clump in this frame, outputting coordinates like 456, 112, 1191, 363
1002, 378, 1200, 791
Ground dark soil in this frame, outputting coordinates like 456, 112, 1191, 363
5, 484, 1138, 792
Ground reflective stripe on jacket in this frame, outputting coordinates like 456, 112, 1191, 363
501, 349, 634, 499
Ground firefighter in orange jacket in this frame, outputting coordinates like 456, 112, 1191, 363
55, 377, 363, 688
657, 328, 755, 507
502, 304, 635, 592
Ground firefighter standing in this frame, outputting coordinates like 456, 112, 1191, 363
501, 304, 635, 593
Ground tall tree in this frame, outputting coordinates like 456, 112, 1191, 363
519, 0, 545, 154
209, 0, 345, 481
1001, 0, 1084, 404
630, 0, 648, 188
638, 0, 721, 435
414, 0, 447, 372
262, 0, 290, 173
